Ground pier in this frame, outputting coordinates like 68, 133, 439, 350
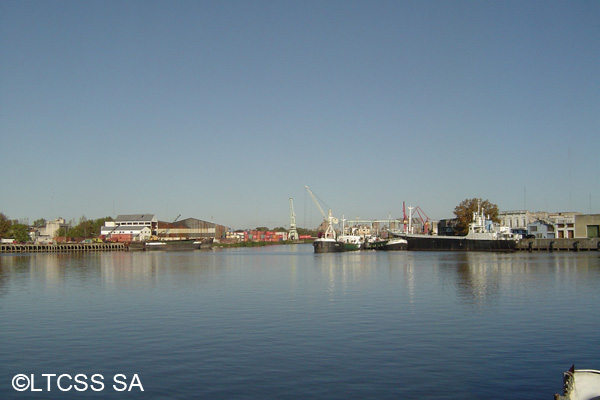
1, 240, 598, 253
0, 243, 127, 253
516, 238, 600, 252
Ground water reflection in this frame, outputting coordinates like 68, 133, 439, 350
448, 252, 504, 305
310, 250, 600, 308
1, 250, 599, 305
0, 253, 93, 293
439, 252, 600, 306
1, 247, 598, 400
313, 252, 379, 298
0, 251, 226, 296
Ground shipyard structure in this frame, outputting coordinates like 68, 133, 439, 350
100, 214, 227, 242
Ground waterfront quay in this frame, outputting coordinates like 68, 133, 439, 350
0, 242, 126, 253
1, 239, 599, 253
516, 238, 599, 252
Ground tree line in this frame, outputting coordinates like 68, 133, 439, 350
0, 213, 31, 242
0, 213, 113, 243
55, 216, 114, 239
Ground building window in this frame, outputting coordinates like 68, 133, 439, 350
587, 225, 600, 238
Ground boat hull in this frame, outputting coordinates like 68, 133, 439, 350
142, 238, 214, 251
194, 238, 214, 250
382, 239, 408, 251
365, 240, 388, 250
400, 234, 516, 252
313, 239, 358, 253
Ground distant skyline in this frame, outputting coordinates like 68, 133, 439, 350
1, 0, 598, 230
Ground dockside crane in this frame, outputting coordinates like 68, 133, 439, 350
288, 198, 299, 241
304, 186, 337, 240
414, 207, 430, 234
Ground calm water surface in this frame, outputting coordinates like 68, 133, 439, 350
1, 245, 599, 399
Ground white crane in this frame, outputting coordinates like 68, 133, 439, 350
304, 186, 337, 240
288, 198, 299, 241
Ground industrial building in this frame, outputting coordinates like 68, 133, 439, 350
101, 214, 227, 242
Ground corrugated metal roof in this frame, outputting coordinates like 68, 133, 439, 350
158, 218, 216, 228
115, 214, 155, 222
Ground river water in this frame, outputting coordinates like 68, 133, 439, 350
0, 245, 598, 399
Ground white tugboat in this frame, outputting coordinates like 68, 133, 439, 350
305, 186, 361, 253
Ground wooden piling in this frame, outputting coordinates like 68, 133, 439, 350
0, 243, 127, 253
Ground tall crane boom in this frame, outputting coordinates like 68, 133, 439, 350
288, 198, 299, 241
304, 186, 327, 219
304, 185, 337, 239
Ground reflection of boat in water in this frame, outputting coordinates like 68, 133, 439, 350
129, 238, 213, 251
555, 365, 600, 400
396, 204, 518, 252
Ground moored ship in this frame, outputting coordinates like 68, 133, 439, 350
130, 238, 214, 251
305, 186, 361, 253
395, 205, 518, 252
364, 237, 408, 251
312, 210, 362, 253
380, 237, 408, 251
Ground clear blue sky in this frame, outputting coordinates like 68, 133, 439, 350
1, 0, 598, 229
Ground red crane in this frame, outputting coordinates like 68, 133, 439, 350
414, 206, 431, 234
403, 202, 431, 234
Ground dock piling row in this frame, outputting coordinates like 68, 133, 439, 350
0, 243, 127, 253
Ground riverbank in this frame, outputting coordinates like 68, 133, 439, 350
0, 240, 311, 253
0, 242, 127, 253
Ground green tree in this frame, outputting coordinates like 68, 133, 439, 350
56, 216, 113, 239
10, 224, 31, 243
297, 227, 317, 237
453, 198, 500, 236
0, 213, 10, 238
55, 227, 69, 238
33, 218, 46, 227
92, 217, 113, 234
